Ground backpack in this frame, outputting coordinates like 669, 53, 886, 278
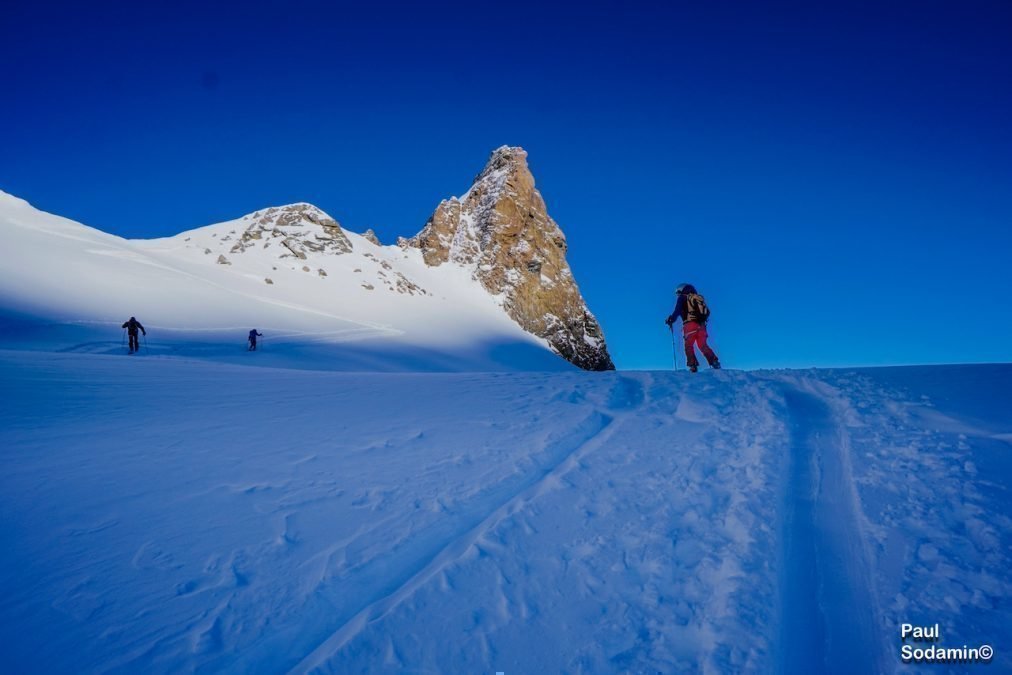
685, 293, 710, 324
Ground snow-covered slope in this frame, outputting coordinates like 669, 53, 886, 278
0, 190, 568, 371
0, 147, 615, 372
2, 353, 1009, 673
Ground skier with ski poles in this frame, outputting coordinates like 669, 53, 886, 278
248, 329, 263, 351
121, 316, 146, 354
665, 283, 720, 373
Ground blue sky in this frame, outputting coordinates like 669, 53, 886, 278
2, 0, 1010, 369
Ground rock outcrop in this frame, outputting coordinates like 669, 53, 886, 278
230, 203, 352, 258
409, 146, 614, 371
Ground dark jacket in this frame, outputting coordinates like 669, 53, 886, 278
249, 330, 262, 340
666, 288, 707, 326
666, 295, 687, 326
122, 318, 145, 335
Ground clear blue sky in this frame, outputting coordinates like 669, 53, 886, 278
2, 0, 1010, 369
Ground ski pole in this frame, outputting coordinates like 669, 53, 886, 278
122, 328, 126, 350
669, 326, 678, 371
143, 333, 148, 354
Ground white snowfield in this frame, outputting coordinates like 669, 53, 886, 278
2, 351, 1010, 674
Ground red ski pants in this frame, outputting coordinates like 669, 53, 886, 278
683, 321, 718, 368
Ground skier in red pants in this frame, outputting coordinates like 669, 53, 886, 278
665, 283, 720, 372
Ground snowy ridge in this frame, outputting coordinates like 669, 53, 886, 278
2, 354, 1008, 673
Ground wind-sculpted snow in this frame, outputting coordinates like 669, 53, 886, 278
0, 354, 1009, 673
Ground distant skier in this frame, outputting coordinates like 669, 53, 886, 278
248, 329, 263, 351
122, 317, 146, 354
665, 284, 720, 372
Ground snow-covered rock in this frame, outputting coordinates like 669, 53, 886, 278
228, 203, 353, 258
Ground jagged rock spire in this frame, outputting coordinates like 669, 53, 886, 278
410, 146, 614, 371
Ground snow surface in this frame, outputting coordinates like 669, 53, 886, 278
2, 351, 1009, 673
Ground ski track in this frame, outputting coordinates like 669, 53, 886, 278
821, 368, 1012, 673
287, 371, 788, 674
778, 381, 884, 674
289, 376, 647, 674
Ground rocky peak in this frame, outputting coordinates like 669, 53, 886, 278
230, 203, 352, 259
409, 146, 614, 371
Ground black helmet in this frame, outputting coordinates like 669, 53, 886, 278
675, 283, 696, 295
